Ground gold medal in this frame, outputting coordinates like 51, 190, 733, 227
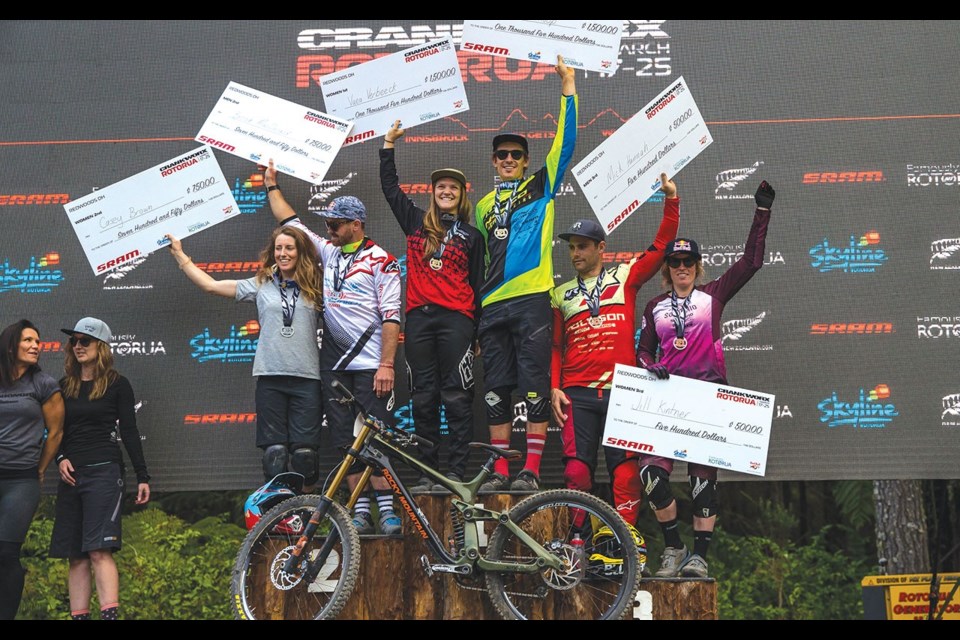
673, 337, 687, 350
429, 257, 443, 271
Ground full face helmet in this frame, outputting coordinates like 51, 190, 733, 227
243, 472, 305, 530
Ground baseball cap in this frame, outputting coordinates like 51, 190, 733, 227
664, 238, 701, 259
558, 219, 606, 243
61, 317, 112, 343
323, 195, 366, 221
492, 133, 529, 155
430, 168, 467, 188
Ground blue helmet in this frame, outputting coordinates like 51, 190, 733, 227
244, 472, 304, 530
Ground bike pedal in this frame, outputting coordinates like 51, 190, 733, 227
420, 555, 434, 577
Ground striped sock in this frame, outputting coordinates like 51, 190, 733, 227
353, 495, 372, 517
523, 432, 546, 476
492, 438, 510, 476
374, 490, 394, 515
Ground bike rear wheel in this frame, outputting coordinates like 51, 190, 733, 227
231, 495, 360, 620
484, 489, 641, 620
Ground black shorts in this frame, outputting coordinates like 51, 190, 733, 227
478, 292, 551, 398
255, 375, 323, 449
49, 462, 124, 557
320, 370, 396, 452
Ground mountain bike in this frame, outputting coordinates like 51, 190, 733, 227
230, 380, 641, 620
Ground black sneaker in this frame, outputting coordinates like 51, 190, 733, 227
509, 470, 540, 492
431, 473, 462, 493
478, 472, 510, 494
409, 476, 433, 494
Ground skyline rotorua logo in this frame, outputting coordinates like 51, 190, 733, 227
232, 172, 267, 214
0, 253, 63, 293
916, 315, 960, 339
714, 161, 763, 200
721, 312, 773, 351
189, 321, 260, 363
930, 238, 960, 270
110, 334, 166, 357
809, 231, 887, 273
943, 393, 960, 426
307, 172, 357, 215
102, 255, 152, 290
394, 401, 449, 435
818, 384, 898, 429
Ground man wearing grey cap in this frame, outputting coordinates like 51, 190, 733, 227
476, 54, 578, 493
549, 173, 679, 573
264, 161, 404, 536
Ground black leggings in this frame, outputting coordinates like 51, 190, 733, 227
0, 541, 25, 620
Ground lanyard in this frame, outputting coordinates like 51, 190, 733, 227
432, 220, 461, 261
576, 267, 606, 317
275, 274, 300, 328
333, 244, 362, 292
492, 180, 519, 229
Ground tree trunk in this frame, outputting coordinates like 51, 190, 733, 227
873, 480, 929, 574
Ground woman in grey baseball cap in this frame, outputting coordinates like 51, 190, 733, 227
49, 316, 150, 620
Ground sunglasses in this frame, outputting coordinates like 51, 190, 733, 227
324, 219, 350, 230
68, 336, 94, 347
494, 149, 525, 161
666, 256, 699, 268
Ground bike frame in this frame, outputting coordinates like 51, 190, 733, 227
283, 409, 563, 580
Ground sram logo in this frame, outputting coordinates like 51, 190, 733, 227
810, 322, 893, 335
462, 42, 509, 55
607, 199, 640, 232
97, 249, 140, 274
344, 129, 376, 145
802, 171, 884, 184
184, 413, 257, 424
198, 135, 236, 153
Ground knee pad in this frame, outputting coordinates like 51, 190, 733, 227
524, 394, 550, 423
563, 458, 592, 493
639, 464, 674, 511
484, 386, 512, 424
290, 447, 320, 486
262, 444, 289, 479
689, 476, 719, 518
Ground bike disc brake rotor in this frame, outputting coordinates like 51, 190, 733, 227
539, 539, 584, 591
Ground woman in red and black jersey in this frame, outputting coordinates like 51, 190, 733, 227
380, 120, 485, 491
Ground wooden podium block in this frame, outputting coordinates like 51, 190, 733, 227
248, 494, 717, 620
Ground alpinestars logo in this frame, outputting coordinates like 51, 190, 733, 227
0, 253, 63, 293
715, 161, 763, 200
232, 173, 267, 214
943, 393, 960, 426
189, 321, 260, 363
308, 172, 357, 215
721, 312, 772, 351
810, 232, 887, 273
102, 255, 152, 290
817, 384, 898, 429
930, 238, 960, 270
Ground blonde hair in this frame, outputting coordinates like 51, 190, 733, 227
256, 226, 323, 306
61, 339, 118, 400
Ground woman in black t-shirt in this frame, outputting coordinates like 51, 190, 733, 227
49, 317, 150, 621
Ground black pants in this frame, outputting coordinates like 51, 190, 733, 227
404, 305, 476, 478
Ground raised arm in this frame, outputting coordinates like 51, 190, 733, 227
166, 234, 238, 298
263, 158, 299, 224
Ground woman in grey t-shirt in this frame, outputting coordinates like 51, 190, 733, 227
165, 226, 324, 491
0, 319, 64, 619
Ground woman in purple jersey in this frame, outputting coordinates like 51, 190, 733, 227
635, 180, 775, 580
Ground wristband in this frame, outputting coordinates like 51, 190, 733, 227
379, 362, 393, 368
266, 185, 280, 193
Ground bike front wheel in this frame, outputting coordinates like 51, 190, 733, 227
231, 495, 360, 620
484, 489, 641, 620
